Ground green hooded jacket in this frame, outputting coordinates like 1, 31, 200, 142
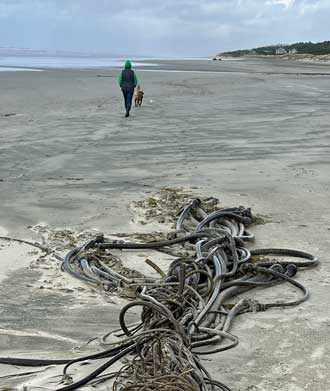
118, 60, 138, 88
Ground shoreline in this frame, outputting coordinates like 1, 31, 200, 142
2, 56, 330, 76
220, 53, 330, 63
0, 54, 330, 74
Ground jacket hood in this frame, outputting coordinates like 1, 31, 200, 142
124, 59, 132, 69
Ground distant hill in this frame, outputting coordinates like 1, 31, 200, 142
219, 41, 330, 57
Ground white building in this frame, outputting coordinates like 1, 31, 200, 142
275, 47, 288, 55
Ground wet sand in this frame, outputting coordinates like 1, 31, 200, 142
1, 58, 330, 390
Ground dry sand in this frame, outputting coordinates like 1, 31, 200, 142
0, 57, 330, 390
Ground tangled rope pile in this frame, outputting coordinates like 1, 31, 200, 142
0, 198, 318, 391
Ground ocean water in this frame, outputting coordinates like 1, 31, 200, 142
0, 51, 156, 70
0, 67, 42, 72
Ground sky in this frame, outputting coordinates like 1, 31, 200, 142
0, 0, 329, 57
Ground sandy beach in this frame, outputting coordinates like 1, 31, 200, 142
1, 57, 330, 390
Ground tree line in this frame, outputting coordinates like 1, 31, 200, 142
219, 41, 330, 56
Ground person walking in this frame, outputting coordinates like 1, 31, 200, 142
118, 59, 138, 117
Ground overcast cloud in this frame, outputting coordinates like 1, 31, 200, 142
0, 0, 329, 56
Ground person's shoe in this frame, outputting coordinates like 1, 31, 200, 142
125, 111, 129, 117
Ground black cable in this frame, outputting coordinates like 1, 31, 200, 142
55, 343, 138, 391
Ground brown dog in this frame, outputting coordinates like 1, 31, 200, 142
134, 84, 144, 107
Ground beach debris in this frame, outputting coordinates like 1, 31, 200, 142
0, 188, 318, 391
0, 189, 318, 391
252, 213, 272, 225
0, 235, 50, 253
130, 187, 221, 227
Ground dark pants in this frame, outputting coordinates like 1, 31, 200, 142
122, 88, 134, 113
